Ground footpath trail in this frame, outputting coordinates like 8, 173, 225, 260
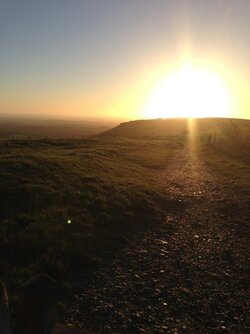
66, 148, 249, 334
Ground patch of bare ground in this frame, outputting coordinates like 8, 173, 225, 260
65, 148, 249, 333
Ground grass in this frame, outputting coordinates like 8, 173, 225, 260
0, 137, 181, 300
0, 118, 249, 330
199, 123, 250, 184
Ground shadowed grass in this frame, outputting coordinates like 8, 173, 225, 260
0, 137, 181, 297
199, 122, 250, 184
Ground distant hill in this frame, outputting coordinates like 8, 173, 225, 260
100, 118, 250, 138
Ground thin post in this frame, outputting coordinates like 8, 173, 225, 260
19, 274, 57, 334
0, 280, 12, 334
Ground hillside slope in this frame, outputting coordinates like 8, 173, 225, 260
100, 118, 250, 138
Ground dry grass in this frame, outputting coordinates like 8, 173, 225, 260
0, 137, 180, 295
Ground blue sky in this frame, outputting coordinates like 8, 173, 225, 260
0, 0, 249, 119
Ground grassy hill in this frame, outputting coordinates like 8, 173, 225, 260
0, 117, 249, 290
100, 117, 250, 138
0, 117, 249, 329
101, 117, 250, 165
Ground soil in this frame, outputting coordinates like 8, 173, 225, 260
65, 148, 249, 333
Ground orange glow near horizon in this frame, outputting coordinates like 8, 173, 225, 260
1, 61, 248, 121
141, 64, 232, 119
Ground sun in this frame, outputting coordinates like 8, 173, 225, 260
142, 65, 231, 119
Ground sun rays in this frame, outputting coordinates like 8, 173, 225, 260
142, 64, 231, 119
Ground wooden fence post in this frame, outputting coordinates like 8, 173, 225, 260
20, 274, 57, 334
0, 280, 12, 334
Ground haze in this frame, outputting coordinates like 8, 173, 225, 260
0, 0, 249, 120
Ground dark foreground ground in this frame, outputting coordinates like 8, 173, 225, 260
65, 147, 249, 333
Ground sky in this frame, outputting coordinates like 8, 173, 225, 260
0, 0, 249, 120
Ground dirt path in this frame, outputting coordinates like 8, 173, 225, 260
66, 148, 249, 333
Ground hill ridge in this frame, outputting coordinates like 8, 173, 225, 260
99, 117, 250, 138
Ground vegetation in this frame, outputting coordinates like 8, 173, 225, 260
0, 117, 249, 330
101, 117, 250, 138
200, 120, 250, 183
0, 118, 249, 291
0, 137, 180, 297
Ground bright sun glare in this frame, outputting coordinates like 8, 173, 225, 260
143, 65, 231, 119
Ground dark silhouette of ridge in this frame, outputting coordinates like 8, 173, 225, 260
99, 118, 250, 138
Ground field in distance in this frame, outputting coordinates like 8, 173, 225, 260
0, 115, 120, 139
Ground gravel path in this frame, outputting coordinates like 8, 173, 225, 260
66, 148, 249, 333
